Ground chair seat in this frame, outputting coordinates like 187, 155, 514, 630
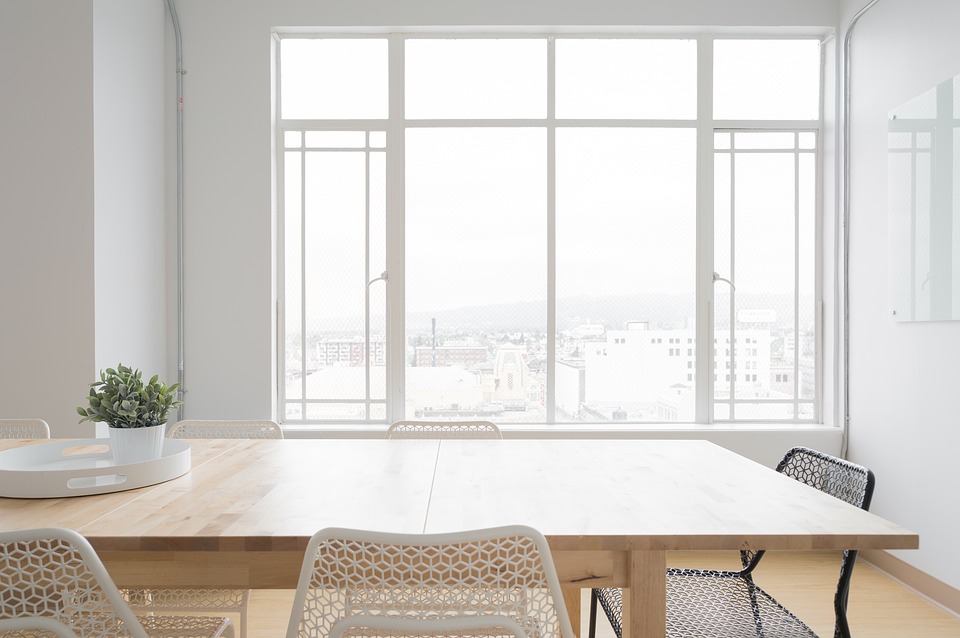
665, 567, 818, 638
137, 614, 234, 638
124, 589, 248, 611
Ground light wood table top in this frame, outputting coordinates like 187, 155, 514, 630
426, 439, 915, 551
0, 438, 917, 638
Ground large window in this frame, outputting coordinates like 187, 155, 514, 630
276, 34, 823, 425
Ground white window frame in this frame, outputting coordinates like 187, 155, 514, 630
274, 31, 825, 426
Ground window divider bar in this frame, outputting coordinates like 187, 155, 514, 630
695, 34, 715, 423
385, 34, 406, 423
546, 36, 557, 424
365, 146, 372, 419
299, 145, 307, 419
794, 143, 801, 419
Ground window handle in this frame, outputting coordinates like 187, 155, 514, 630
713, 271, 735, 290
368, 271, 388, 287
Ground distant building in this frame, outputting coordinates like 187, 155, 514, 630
414, 344, 487, 368
491, 345, 529, 410
555, 325, 773, 421
316, 337, 385, 366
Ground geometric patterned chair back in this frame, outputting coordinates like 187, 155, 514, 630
386, 420, 502, 440
0, 527, 149, 638
776, 447, 875, 638
776, 446, 874, 510
0, 418, 51, 439
167, 420, 283, 439
739, 446, 875, 573
287, 526, 574, 638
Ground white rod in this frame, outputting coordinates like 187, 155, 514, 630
841, 0, 882, 457
165, 0, 186, 422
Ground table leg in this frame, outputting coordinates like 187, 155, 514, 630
561, 585, 581, 638
621, 550, 666, 638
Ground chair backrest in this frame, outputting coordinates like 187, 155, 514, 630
386, 420, 502, 440
0, 527, 149, 638
777, 447, 875, 638
167, 420, 283, 439
0, 418, 51, 439
287, 525, 575, 638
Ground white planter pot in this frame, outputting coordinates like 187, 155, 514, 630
108, 424, 165, 465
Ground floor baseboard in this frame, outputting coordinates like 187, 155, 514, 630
862, 550, 960, 617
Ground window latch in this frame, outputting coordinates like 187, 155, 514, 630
713, 271, 735, 290
368, 271, 388, 287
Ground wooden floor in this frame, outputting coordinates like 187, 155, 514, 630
243, 551, 960, 637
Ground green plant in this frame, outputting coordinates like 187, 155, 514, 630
77, 364, 182, 428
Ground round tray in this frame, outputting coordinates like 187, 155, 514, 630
0, 438, 191, 498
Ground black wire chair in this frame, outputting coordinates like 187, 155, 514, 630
588, 447, 876, 638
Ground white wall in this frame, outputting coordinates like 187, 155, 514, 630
0, 1, 97, 437
93, 0, 168, 380
170, 0, 839, 421
94, 0, 168, 379
841, 0, 960, 590
0, 0, 168, 436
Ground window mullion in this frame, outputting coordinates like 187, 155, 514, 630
695, 34, 714, 423
386, 35, 406, 422
794, 140, 801, 419
546, 36, 557, 424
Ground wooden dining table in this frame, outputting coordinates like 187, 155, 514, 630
0, 438, 918, 638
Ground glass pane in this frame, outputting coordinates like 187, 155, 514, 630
370, 403, 387, 421
370, 151, 387, 401
281, 39, 388, 119
714, 40, 820, 120
304, 151, 367, 399
799, 132, 816, 149
406, 128, 547, 422
556, 128, 697, 422
734, 151, 796, 401
285, 403, 303, 420
284, 151, 303, 400
369, 131, 387, 148
306, 403, 366, 420
304, 131, 366, 148
735, 132, 796, 149
556, 39, 697, 119
715, 132, 731, 150
285, 131, 302, 148
717, 403, 796, 420
406, 39, 546, 119
715, 152, 732, 280
799, 153, 816, 400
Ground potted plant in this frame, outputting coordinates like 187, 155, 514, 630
77, 364, 181, 464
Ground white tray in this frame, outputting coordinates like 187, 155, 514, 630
0, 438, 191, 498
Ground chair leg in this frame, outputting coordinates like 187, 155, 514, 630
588, 589, 599, 638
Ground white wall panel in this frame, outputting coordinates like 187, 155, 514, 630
0, 1, 96, 437
94, 0, 168, 379
841, 0, 960, 591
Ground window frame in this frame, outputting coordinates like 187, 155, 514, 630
274, 31, 825, 427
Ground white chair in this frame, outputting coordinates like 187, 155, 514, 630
386, 419, 502, 439
286, 525, 575, 638
0, 418, 51, 438
167, 420, 283, 439
0, 527, 233, 638
121, 421, 283, 638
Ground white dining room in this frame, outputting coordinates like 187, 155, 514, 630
1, 1, 959, 637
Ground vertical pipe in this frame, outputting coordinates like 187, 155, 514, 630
165, 0, 185, 421
841, 0, 881, 457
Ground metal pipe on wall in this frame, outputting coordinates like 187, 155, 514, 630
841, 0, 882, 457
165, 0, 186, 422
